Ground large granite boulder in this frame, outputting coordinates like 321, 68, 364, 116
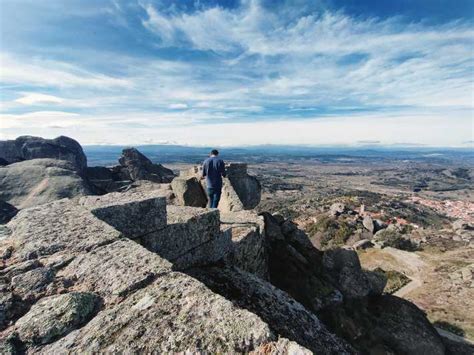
42, 273, 274, 353
0, 136, 87, 174
171, 176, 207, 208
0, 159, 91, 209
319, 295, 445, 354
118, 148, 175, 183
181, 163, 261, 212
220, 210, 268, 279
0, 200, 18, 224
85, 148, 176, 193
259, 213, 445, 354
188, 266, 354, 354
141, 205, 231, 269
225, 163, 261, 210
322, 248, 386, 299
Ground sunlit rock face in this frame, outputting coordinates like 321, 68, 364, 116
0, 136, 87, 175
0, 159, 92, 209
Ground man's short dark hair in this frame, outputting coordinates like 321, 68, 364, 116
211, 149, 219, 156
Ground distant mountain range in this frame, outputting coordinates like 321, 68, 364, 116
84, 144, 474, 167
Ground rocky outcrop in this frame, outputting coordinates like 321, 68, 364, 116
0, 136, 87, 174
0, 159, 91, 209
319, 295, 446, 354
0, 195, 352, 353
140, 205, 231, 270
224, 163, 261, 210
322, 248, 387, 299
262, 212, 345, 312
188, 266, 354, 354
42, 273, 274, 353
171, 176, 207, 207
0, 201, 17, 224
260, 211, 444, 353
118, 147, 175, 183
0, 165, 446, 354
221, 211, 268, 279
85, 148, 175, 194
178, 163, 261, 212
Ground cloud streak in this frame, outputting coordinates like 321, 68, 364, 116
0, 0, 472, 146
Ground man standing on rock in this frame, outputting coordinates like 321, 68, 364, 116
202, 149, 226, 208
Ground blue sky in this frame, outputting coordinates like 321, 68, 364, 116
0, 0, 473, 146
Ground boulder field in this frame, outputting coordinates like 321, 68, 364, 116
0, 135, 261, 215
0, 136, 459, 353
0, 186, 450, 353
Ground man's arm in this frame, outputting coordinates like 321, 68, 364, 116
201, 160, 207, 178
220, 160, 226, 177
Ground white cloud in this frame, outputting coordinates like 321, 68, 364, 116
15, 93, 64, 105
140, 1, 474, 111
0, 111, 81, 129
0, 53, 130, 89
1, 108, 472, 147
168, 103, 188, 109
0, 1, 472, 146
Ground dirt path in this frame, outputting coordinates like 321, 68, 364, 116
359, 246, 474, 341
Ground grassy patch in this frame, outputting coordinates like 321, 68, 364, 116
373, 268, 411, 294
374, 229, 419, 251
307, 216, 355, 249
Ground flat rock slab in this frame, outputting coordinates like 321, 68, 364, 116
221, 211, 268, 279
220, 210, 264, 229
172, 230, 233, 270
58, 239, 171, 302
78, 190, 167, 239
6, 199, 121, 262
141, 206, 220, 261
77, 188, 169, 208
40, 272, 274, 353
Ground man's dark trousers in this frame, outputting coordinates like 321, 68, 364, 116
207, 187, 221, 208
